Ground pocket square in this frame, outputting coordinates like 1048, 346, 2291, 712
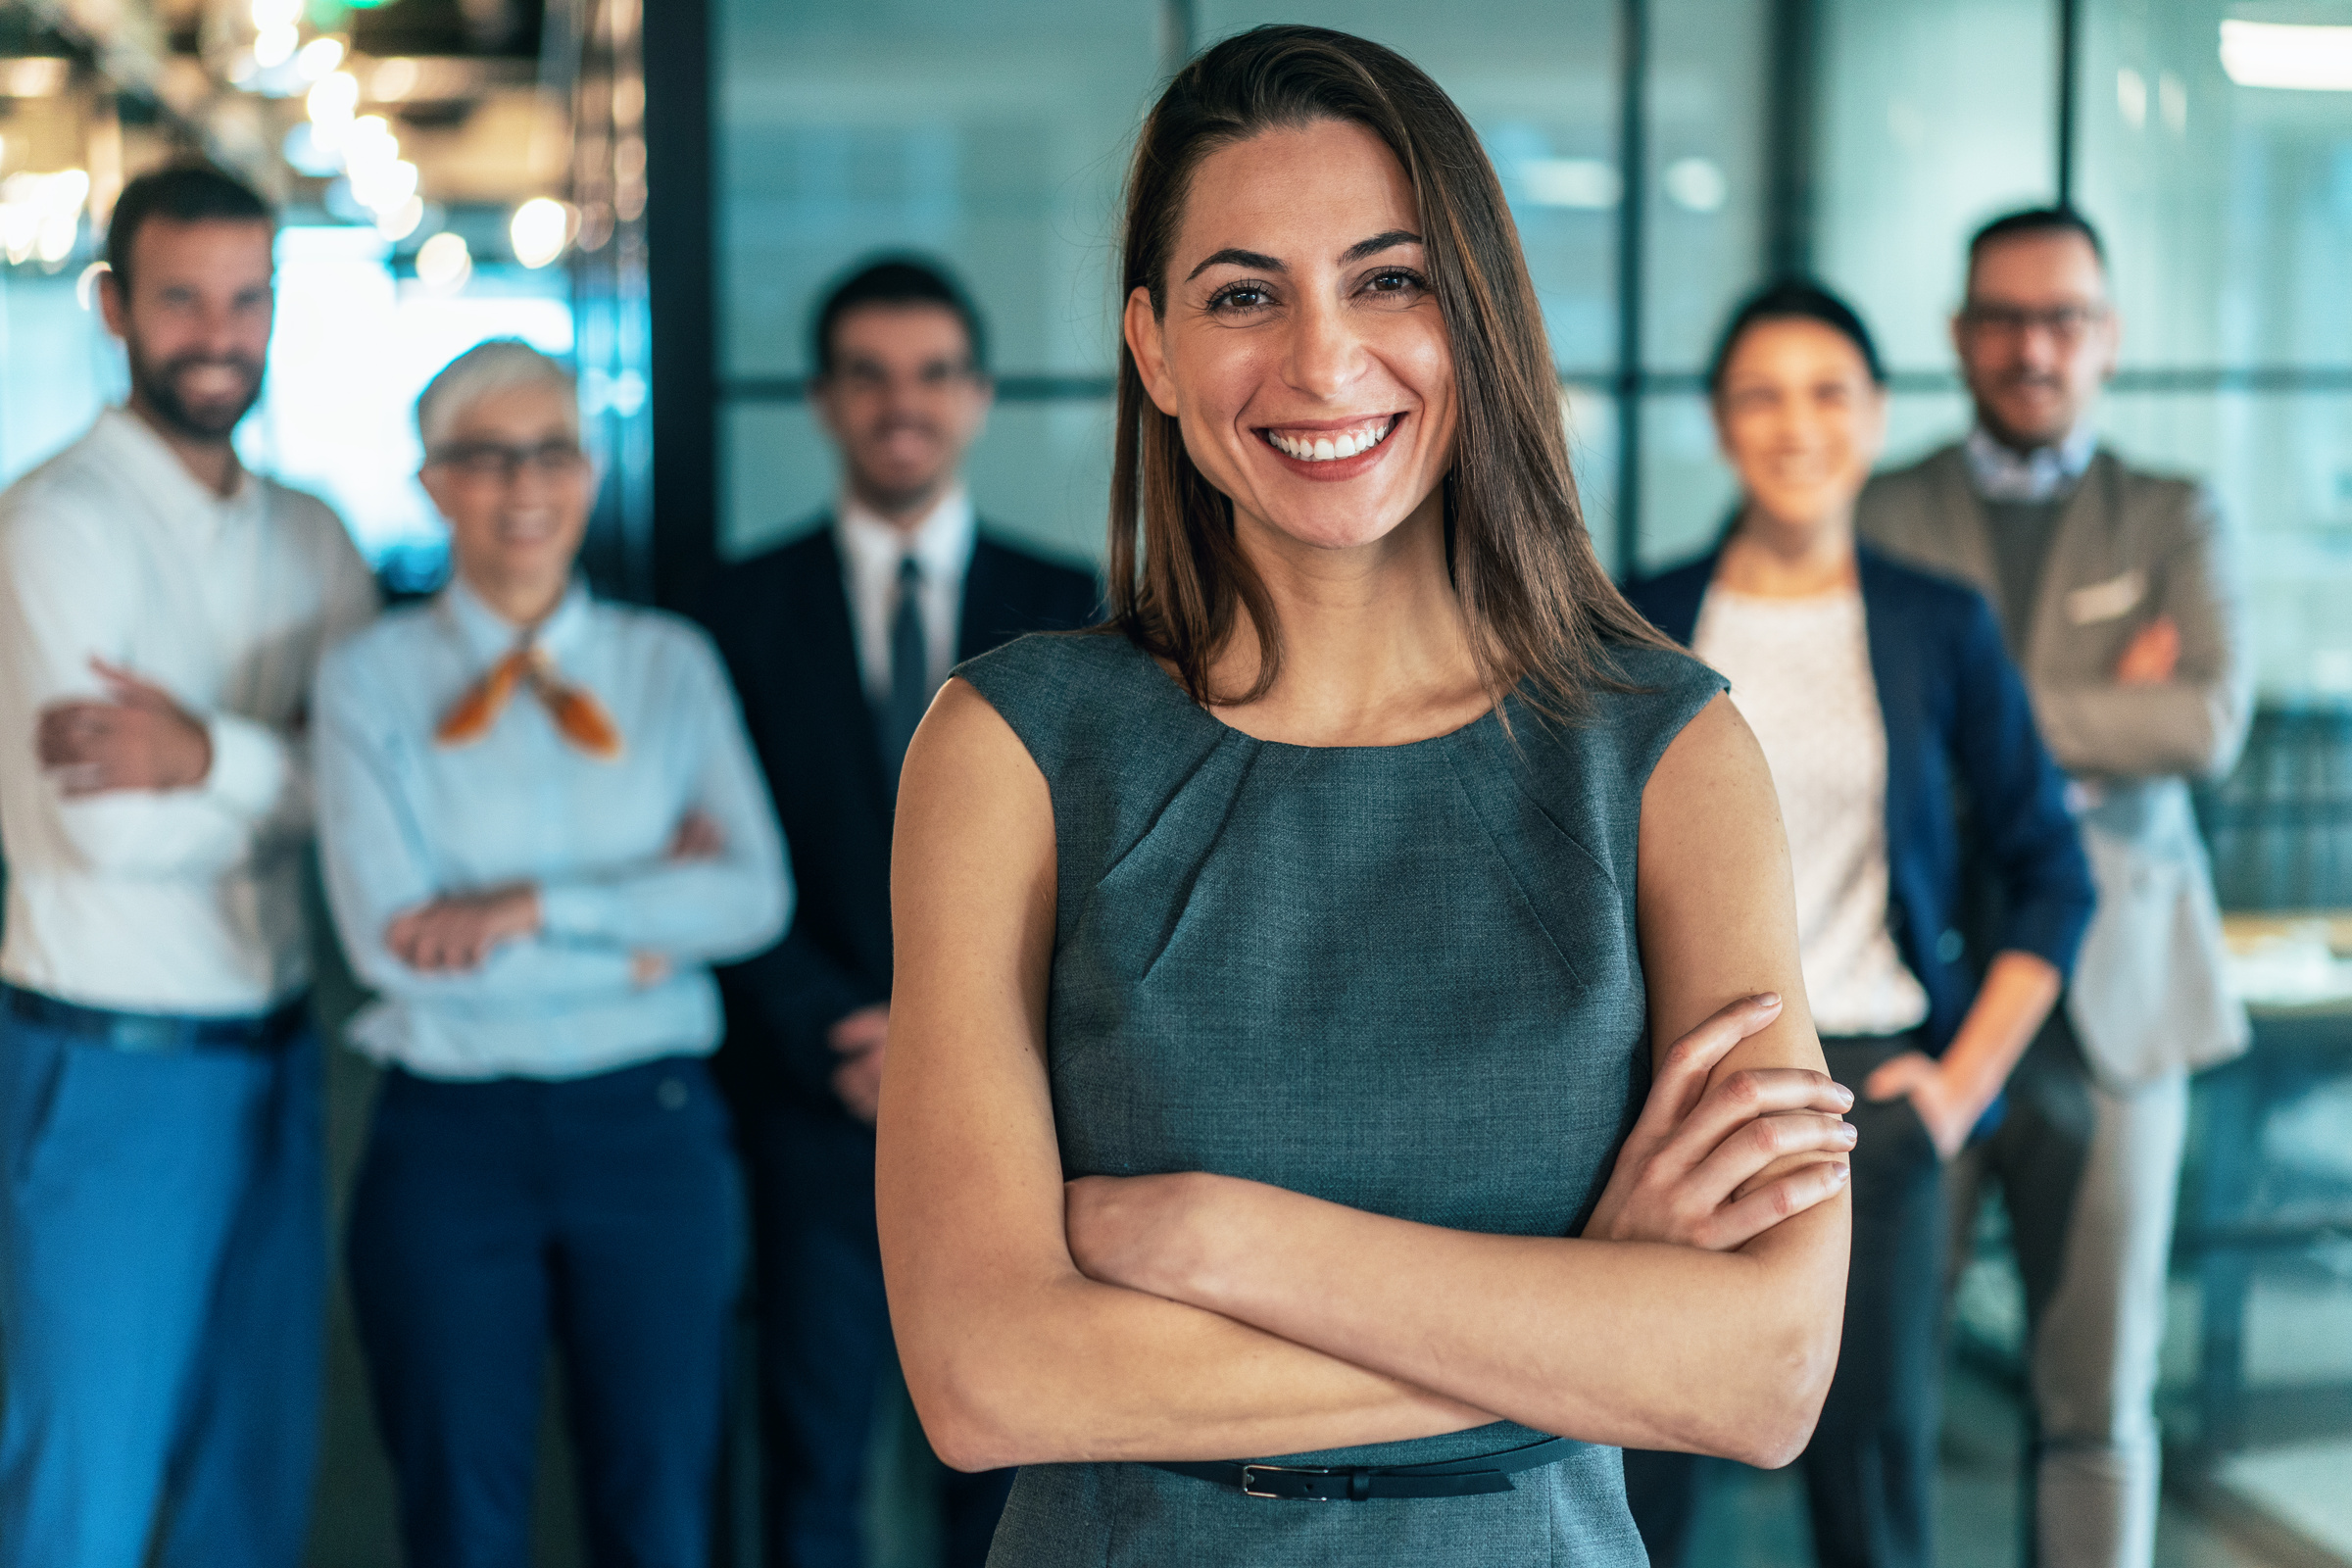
2068, 570, 2145, 626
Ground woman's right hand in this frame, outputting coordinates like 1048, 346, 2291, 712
1581, 994, 1855, 1250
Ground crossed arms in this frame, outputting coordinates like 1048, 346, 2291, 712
876, 685, 1853, 1473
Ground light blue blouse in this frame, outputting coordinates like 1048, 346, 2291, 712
314, 578, 791, 1080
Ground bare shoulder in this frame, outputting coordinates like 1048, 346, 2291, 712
892, 677, 1057, 937
1640, 691, 1783, 859
904, 676, 1050, 815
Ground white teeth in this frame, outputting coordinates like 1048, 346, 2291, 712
1269, 417, 1394, 463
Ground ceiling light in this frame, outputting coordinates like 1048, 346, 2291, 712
308, 70, 358, 133
1520, 158, 1622, 211
510, 198, 572, 269
253, 24, 298, 70
2220, 20, 2352, 90
35, 214, 76, 266
282, 122, 342, 176
376, 195, 425, 242
0, 208, 36, 266
415, 231, 470, 293
370, 58, 419, 101
0, 59, 72, 98
296, 37, 345, 80
1662, 156, 1728, 214
341, 116, 399, 176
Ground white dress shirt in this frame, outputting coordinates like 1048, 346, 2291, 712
1694, 584, 1932, 1037
835, 486, 974, 705
1964, 420, 2097, 503
0, 408, 377, 1014
313, 579, 789, 1080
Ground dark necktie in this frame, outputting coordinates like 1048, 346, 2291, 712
879, 554, 928, 791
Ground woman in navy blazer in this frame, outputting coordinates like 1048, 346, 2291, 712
1620, 282, 2093, 1568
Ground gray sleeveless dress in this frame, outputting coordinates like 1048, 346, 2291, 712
956, 630, 1725, 1568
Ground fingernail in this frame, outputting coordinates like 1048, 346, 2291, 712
1836, 1084, 1855, 1106
1755, 992, 1781, 1008
1830, 1161, 1850, 1185
1839, 1123, 1859, 1145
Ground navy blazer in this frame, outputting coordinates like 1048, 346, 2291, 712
1625, 546, 2093, 1054
699, 521, 1102, 1120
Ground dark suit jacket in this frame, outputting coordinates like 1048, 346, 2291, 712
1626, 545, 2094, 1055
700, 521, 1101, 1120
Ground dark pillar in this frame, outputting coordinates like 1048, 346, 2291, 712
644, 0, 716, 612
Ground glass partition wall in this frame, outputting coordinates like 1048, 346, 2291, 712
695, 2, 2352, 1560
708, 0, 2350, 705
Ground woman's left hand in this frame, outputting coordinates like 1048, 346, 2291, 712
1065, 1171, 1230, 1301
1863, 1051, 1976, 1160
386, 884, 542, 971
1582, 995, 1855, 1251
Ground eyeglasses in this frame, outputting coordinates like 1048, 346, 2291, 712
428, 439, 590, 482
1958, 303, 2108, 343
830, 360, 980, 396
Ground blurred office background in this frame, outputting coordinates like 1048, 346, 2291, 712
0, 1, 2348, 1564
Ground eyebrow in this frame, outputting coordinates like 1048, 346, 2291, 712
1182, 228, 1424, 283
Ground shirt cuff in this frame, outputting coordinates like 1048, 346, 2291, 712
537, 883, 623, 943
204, 712, 289, 820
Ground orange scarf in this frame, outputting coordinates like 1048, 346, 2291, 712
435, 644, 623, 760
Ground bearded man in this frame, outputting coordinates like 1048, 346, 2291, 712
0, 162, 375, 1568
1858, 207, 2251, 1568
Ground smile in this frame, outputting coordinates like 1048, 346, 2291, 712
1259, 414, 1402, 464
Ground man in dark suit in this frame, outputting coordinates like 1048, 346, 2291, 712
700, 258, 1098, 1568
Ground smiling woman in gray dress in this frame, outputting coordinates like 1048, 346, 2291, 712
877, 25, 1857, 1566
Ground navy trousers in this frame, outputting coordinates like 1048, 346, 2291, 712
348, 1055, 747, 1568
1627, 1036, 1947, 1568
745, 1100, 1014, 1568
0, 1006, 324, 1568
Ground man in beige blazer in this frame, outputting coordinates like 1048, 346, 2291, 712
1857, 207, 2251, 1568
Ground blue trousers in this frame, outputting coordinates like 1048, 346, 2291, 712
0, 1009, 325, 1568
347, 1055, 747, 1568
745, 1101, 1014, 1568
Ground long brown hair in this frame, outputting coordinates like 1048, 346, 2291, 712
1108, 24, 1674, 715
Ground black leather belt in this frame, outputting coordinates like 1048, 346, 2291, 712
1151, 1435, 1573, 1501
0, 984, 310, 1054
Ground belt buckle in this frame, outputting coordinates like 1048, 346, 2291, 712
1240, 1463, 1335, 1500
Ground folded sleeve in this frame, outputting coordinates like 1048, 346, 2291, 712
0, 489, 265, 876
2029, 485, 2253, 782
532, 628, 793, 962
312, 641, 643, 1008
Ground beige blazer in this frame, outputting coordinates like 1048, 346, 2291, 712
1856, 443, 2253, 1086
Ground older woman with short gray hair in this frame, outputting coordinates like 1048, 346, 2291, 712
313, 337, 790, 1565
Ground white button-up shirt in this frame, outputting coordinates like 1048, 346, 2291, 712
0, 408, 377, 1014
1964, 420, 2097, 503
835, 485, 975, 705
312, 578, 790, 1080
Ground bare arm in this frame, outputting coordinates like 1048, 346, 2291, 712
1062, 695, 1851, 1465
877, 679, 1492, 1472
1865, 951, 2062, 1158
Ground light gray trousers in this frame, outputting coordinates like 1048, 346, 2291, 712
1950, 1056, 2189, 1568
